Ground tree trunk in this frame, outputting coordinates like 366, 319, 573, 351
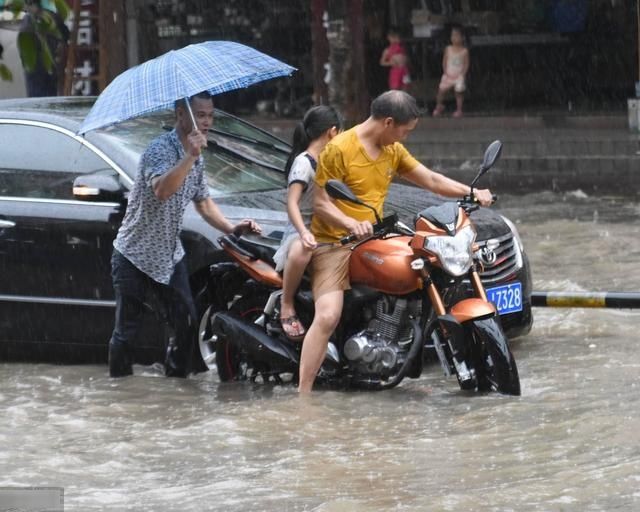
321, 0, 368, 125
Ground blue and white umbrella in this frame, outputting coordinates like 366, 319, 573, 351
78, 40, 296, 134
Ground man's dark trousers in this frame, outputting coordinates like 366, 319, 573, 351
109, 250, 197, 377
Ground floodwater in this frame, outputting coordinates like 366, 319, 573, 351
2, 191, 640, 511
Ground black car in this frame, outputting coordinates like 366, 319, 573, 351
0, 97, 532, 368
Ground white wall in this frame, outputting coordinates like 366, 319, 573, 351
0, 22, 27, 99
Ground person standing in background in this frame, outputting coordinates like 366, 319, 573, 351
379, 27, 410, 91
432, 25, 469, 118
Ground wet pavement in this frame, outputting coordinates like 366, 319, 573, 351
1, 191, 640, 511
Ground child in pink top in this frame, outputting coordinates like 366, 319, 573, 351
433, 26, 469, 118
379, 28, 410, 90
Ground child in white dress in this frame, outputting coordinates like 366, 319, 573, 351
433, 25, 469, 118
273, 106, 342, 340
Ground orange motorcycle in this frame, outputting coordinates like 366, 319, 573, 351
200, 141, 520, 395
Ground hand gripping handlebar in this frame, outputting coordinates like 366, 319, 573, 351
339, 213, 398, 246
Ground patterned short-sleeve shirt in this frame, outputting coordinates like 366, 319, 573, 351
113, 129, 210, 284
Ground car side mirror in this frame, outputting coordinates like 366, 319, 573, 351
73, 172, 126, 203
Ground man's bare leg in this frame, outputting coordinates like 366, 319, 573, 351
298, 290, 344, 393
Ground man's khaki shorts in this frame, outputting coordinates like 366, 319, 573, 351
310, 243, 352, 299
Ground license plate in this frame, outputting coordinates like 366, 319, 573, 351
486, 282, 523, 315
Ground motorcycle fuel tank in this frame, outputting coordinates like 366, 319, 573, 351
350, 236, 421, 295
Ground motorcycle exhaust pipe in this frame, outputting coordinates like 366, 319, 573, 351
210, 312, 299, 370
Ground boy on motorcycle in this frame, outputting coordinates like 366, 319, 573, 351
298, 90, 494, 393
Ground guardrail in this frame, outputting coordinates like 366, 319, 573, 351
531, 292, 640, 309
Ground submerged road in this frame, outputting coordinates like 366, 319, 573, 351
1, 190, 639, 511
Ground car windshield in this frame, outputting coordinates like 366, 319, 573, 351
95, 109, 289, 198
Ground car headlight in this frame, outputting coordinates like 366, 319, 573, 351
424, 225, 476, 276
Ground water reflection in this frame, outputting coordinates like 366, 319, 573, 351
1, 192, 640, 511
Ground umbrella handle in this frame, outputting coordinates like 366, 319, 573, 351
184, 97, 197, 131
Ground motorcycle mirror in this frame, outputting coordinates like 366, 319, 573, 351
470, 140, 503, 189
325, 179, 381, 224
325, 179, 364, 205
482, 140, 503, 170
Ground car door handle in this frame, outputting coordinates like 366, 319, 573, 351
0, 220, 16, 228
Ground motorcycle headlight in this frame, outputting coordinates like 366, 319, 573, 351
424, 225, 476, 276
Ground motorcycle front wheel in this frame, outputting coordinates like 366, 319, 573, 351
468, 317, 521, 396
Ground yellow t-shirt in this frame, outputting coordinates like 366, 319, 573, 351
311, 127, 420, 243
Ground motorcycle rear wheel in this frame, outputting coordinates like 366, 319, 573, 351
215, 296, 266, 382
198, 304, 219, 371
469, 317, 521, 396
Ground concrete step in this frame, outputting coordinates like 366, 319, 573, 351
248, 115, 640, 156
412, 114, 628, 130
423, 155, 640, 195
406, 117, 639, 157
246, 113, 640, 195
407, 137, 640, 158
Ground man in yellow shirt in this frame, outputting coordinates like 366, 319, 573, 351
298, 90, 494, 393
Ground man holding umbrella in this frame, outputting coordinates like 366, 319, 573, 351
76, 41, 295, 377
109, 92, 260, 378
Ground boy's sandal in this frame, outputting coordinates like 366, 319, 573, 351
280, 315, 306, 341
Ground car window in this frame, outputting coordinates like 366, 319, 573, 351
96, 109, 288, 197
213, 110, 289, 150
203, 150, 286, 192
0, 123, 112, 200
208, 132, 288, 171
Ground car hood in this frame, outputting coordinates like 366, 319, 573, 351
209, 184, 511, 242
385, 184, 511, 240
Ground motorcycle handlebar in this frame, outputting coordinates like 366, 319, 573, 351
340, 213, 398, 246
460, 194, 498, 213
338, 194, 498, 245
340, 233, 358, 245
464, 194, 498, 203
